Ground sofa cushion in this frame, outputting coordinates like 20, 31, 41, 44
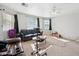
20, 30, 27, 35
25, 34, 33, 37
33, 33, 37, 36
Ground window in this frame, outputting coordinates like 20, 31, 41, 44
26, 16, 37, 29
0, 12, 3, 40
43, 19, 49, 30
3, 13, 14, 31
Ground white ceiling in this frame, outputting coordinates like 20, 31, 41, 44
0, 3, 79, 17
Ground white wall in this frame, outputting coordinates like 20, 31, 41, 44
55, 10, 79, 40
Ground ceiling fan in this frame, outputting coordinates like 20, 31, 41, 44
21, 3, 28, 7
50, 5, 61, 16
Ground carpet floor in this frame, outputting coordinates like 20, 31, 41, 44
21, 35, 79, 56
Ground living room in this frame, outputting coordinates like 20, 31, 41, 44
0, 2, 79, 56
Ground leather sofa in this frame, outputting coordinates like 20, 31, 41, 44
19, 28, 43, 41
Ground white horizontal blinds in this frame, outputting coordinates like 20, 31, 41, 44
2, 12, 14, 40
43, 19, 49, 30
52, 18, 56, 32
3, 13, 14, 31
26, 16, 37, 29
18, 14, 27, 30
39, 18, 43, 30
0, 11, 3, 40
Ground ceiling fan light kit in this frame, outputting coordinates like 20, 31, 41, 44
21, 3, 28, 7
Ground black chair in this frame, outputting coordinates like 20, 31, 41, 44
0, 40, 24, 56
0, 40, 8, 56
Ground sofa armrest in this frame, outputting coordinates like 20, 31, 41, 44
19, 32, 25, 38
40, 31, 43, 35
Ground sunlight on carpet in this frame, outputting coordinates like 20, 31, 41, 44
58, 38, 70, 42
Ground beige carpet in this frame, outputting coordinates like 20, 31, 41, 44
21, 35, 79, 56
